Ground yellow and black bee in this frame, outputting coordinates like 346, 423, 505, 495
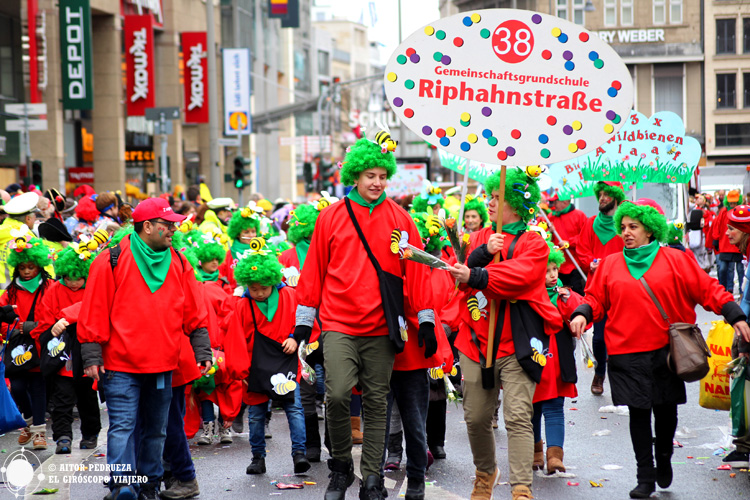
271, 373, 298, 396
426, 215, 441, 237
88, 229, 109, 250
399, 315, 408, 342
375, 129, 398, 152
530, 338, 548, 367
11, 345, 33, 366
248, 237, 266, 253
428, 366, 445, 380
179, 220, 194, 233
48, 337, 66, 357
467, 292, 488, 321
525, 165, 543, 178
390, 229, 408, 255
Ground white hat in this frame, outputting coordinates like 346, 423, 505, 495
4, 192, 40, 215
206, 197, 235, 210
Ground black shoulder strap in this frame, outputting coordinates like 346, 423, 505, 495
109, 244, 121, 271
496, 232, 523, 262
171, 247, 185, 271
344, 197, 384, 274
26, 284, 44, 322
247, 296, 260, 336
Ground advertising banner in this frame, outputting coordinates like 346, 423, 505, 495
125, 15, 155, 117
60, 0, 94, 110
182, 32, 209, 123
223, 48, 251, 135
384, 9, 634, 166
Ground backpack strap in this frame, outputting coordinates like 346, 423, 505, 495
109, 244, 122, 271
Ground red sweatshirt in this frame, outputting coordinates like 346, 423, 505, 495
548, 208, 588, 275
77, 236, 209, 374
576, 215, 625, 275
581, 247, 735, 355
712, 207, 741, 255
454, 228, 563, 364
703, 209, 715, 250
33, 281, 85, 378
296, 198, 433, 337
0, 281, 51, 372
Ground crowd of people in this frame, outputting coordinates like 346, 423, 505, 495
0, 142, 749, 500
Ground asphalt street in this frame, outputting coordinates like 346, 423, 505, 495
1, 305, 749, 500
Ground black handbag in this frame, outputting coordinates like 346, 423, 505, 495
3, 287, 43, 376
39, 323, 80, 378
344, 198, 407, 353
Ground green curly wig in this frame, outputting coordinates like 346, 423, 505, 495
484, 168, 541, 223
339, 138, 398, 186
666, 222, 685, 245
411, 195, 444, 213
614, 202, 668, 243
547, 241, 566, 267
594, 182, 626, 203
108, 226, 134, 248
8, 237, 52, 269
191, 238, 226, 265
53, 246, 93, 280
227, 210, 261, 241
234, 251, 283, 287
463, 196, 489, 226
287, 204, 319, 244
411, 212, 448, 254
171, 230, 187, 252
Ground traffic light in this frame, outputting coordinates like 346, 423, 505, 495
31, 160, 42, 189
303, 162, 313, 193
233, 156, 251, 190
320, 160, 336, 191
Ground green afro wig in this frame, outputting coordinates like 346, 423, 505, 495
287, 204, 319, 244
227, 210, 261, 241
53, 246, 93, 280
463, 195, 489, 226
8, 237, 51, 270
614, 201, 668, 243
411, 196, 444, 213
339, 138, 397, 186
234, 251, 283, 287
666, 221, 685, 245
594, 182, 626, 203
108, 226, 133, 248
191, 238, 226, 265
411, 212, 448, 254
484, 168, 542, 223
171, 230, 187, 252
546, 242, 566, 268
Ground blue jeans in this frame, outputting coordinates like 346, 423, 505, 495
532, 397, 565, 448
101, 371, 172, 490
248, 387, 306, 457
718, 257, 745, 294
163, 385, 196, 482
384, 369, 429, 480
593, 315, 608, 377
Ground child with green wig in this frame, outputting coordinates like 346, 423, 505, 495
223, 239, 311, 476
34, 244, 101, 454
219, 208, 262, 289
463, 195, 489, 233
411, 180, 445, 216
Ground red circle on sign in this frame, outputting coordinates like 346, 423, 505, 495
436, 129, 446, 138
611, 80, 622, 90
576, 139, 587, 149
406, 48, 416, 56
453, 37, 464, 47
511, 129, 521, 139
497, 151, 508, 161
404, 109, 414, 118
491, 20, 535, 64
546, 116, 557, 126
579, 32, 589, 42
541, 50, 552, 60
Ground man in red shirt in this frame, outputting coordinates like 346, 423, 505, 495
576, 182, 626, 396
79, 198, 212, 500
712, 189, 743, 294
547, 193, 588, 295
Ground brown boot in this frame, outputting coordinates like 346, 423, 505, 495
546, 446, 565, 474
511, 484, 534, 500
30, 424, 47, 450
591, 374, 605, 395
351, 416, 363, 445
18, 417, 33, 445
532, 441, 544, 471
470, 468, 500, 500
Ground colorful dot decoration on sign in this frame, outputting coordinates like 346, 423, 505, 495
606, 110, 616, 120
572, 120, 582, 130
405, 80, 415, 89
552, 27, 562, 37
460, 119, 470, 127
594, 59, 604, 69
532, 14, 543, 24
422, 126, 432, 135
511, 129, 522, 140
604, 124, 614, 133
588, 51, 598, 60
611, 80, 622, 90
564, 61, 575, 71
482, 107, 492, 117
461, 112, 471, 122
461, 142, 470, 151
563, 125, 573, 135
387, 72, 397, 82
436, 30, 446, 40
607, 87, 618, 97
471, 13, 481, 23
542, 50, 552, 60
406, 48, 416, 56
498, 151, 508, 161
393, 97, 403, 107
488, 136, 498, 146
547, 116, 557, 126
424, 26, 435, 36
468, 133, 478, 143
440, 137, 450, 146
480, 28, 491, 38
446, 127, 456, 137
433, 52, 443, 62
568, 143, 578, 153
462, 16, 473, 27
454, 37, 464, 47
436, 129, 446, 138
539, 134, 549, 144
410, 53, 420, 63
482, 129, 493, 139
506, 147, 516, 156
404, 109, 414, 118
579, 32, 589, 42
541, 149, 551, 158
563, 51, 573, 60
397, 55, 407, 64
441, 55, 452, 65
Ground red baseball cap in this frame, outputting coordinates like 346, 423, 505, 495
132, 198, 186, 223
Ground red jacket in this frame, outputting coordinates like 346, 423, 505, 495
296, 198, 433, 337
34, 281, 85, 378
218, 248, 238, 290
0, 281, 51, 372
547, 208, 588, 275
77, 235, 209, 374
581, 246, 735, 355
454, 228, 563, 364
712, 207, 741, 255
703, 209, 715, 250
576, 215, 625, 275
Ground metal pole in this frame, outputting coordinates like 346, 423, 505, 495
537, 208, 587, 282
398, 0, 402, 43
23, 110, 32, 186
160, 113, 169, 194
206, 0, 221, 196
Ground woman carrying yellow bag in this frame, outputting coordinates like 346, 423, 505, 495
699, 321, 735, 411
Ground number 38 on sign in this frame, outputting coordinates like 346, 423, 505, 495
492, 20, 534, 63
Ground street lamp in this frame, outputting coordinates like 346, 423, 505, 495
584, 0, 596, 12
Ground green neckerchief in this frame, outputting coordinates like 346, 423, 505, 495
547, 278, 563, 307
347, 189, 387, 215
295, 238, 310, 270
196, 267, 219, 282
592, 213, 617, 246
491, 220, 527, 235
231, 240, 250, 261
550, 204, 574, 217
623, 240, 660, 280
18, 274, 41, 294
129, 233, 172, 293
256, 286, 279, 322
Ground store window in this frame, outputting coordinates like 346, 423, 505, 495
744, 73, 750, 108
717, 73, 736, 109
653, 0, 665, 25
317, 50, 330, 77
556, 0, 568, 21
716, 19, 736, 54
604, 0, 616, 26
653, 64, 683, 119
715, 123, 750, 147
621, 0, 633, 26
670, 0, 682, 24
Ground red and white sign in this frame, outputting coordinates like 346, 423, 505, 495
68, 167, 94, 183
125, 15, 155, 117
181, 32, 208, 124
121, 0, 163, 28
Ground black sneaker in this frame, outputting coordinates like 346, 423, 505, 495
359, 475, 385, 500
723, 450, 750, 468
55, 437, 72, 455
404, 477, 425, 500
293, 452, 311, 474
246, 455, 266, 475
325, 458, 354, 500
138, 485, 159, 500
80, 435, 98, 450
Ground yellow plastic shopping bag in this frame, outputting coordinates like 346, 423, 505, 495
699, 320, 735, 411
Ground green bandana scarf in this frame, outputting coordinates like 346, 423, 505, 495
196, 268, 219, 282
348, 189, 386, 215
492, 220, 527, 235
129, 233, 172, 293
256, 286, 279, 322
623, 240, 660, 280
18, 274, 41, 294
550, 204, 574, 217
295, 239, 310, 270
547, 278, 563, 307
231, 240, 250, 261
592, 213, 618, 246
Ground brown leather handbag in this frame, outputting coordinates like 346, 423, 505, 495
640, 277, 711, 382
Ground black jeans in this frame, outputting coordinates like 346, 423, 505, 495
592, 316, 608, 377
426, 399, 446, 448
628, 404, 678, 473
384, 369, 429, 480
50, 374, 101, 441
10, 371, 47, 426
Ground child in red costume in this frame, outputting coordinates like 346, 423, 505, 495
218, 207, 261, 289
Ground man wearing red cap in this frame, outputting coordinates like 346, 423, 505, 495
78, 198, 213, 500
576, 181, 626, 396
547, 193, 588, 295
712, 190, 743, 294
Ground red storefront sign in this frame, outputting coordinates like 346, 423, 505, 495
68, 167, 94, 183
181, 32, 208, 124
125, 15, 155, 117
